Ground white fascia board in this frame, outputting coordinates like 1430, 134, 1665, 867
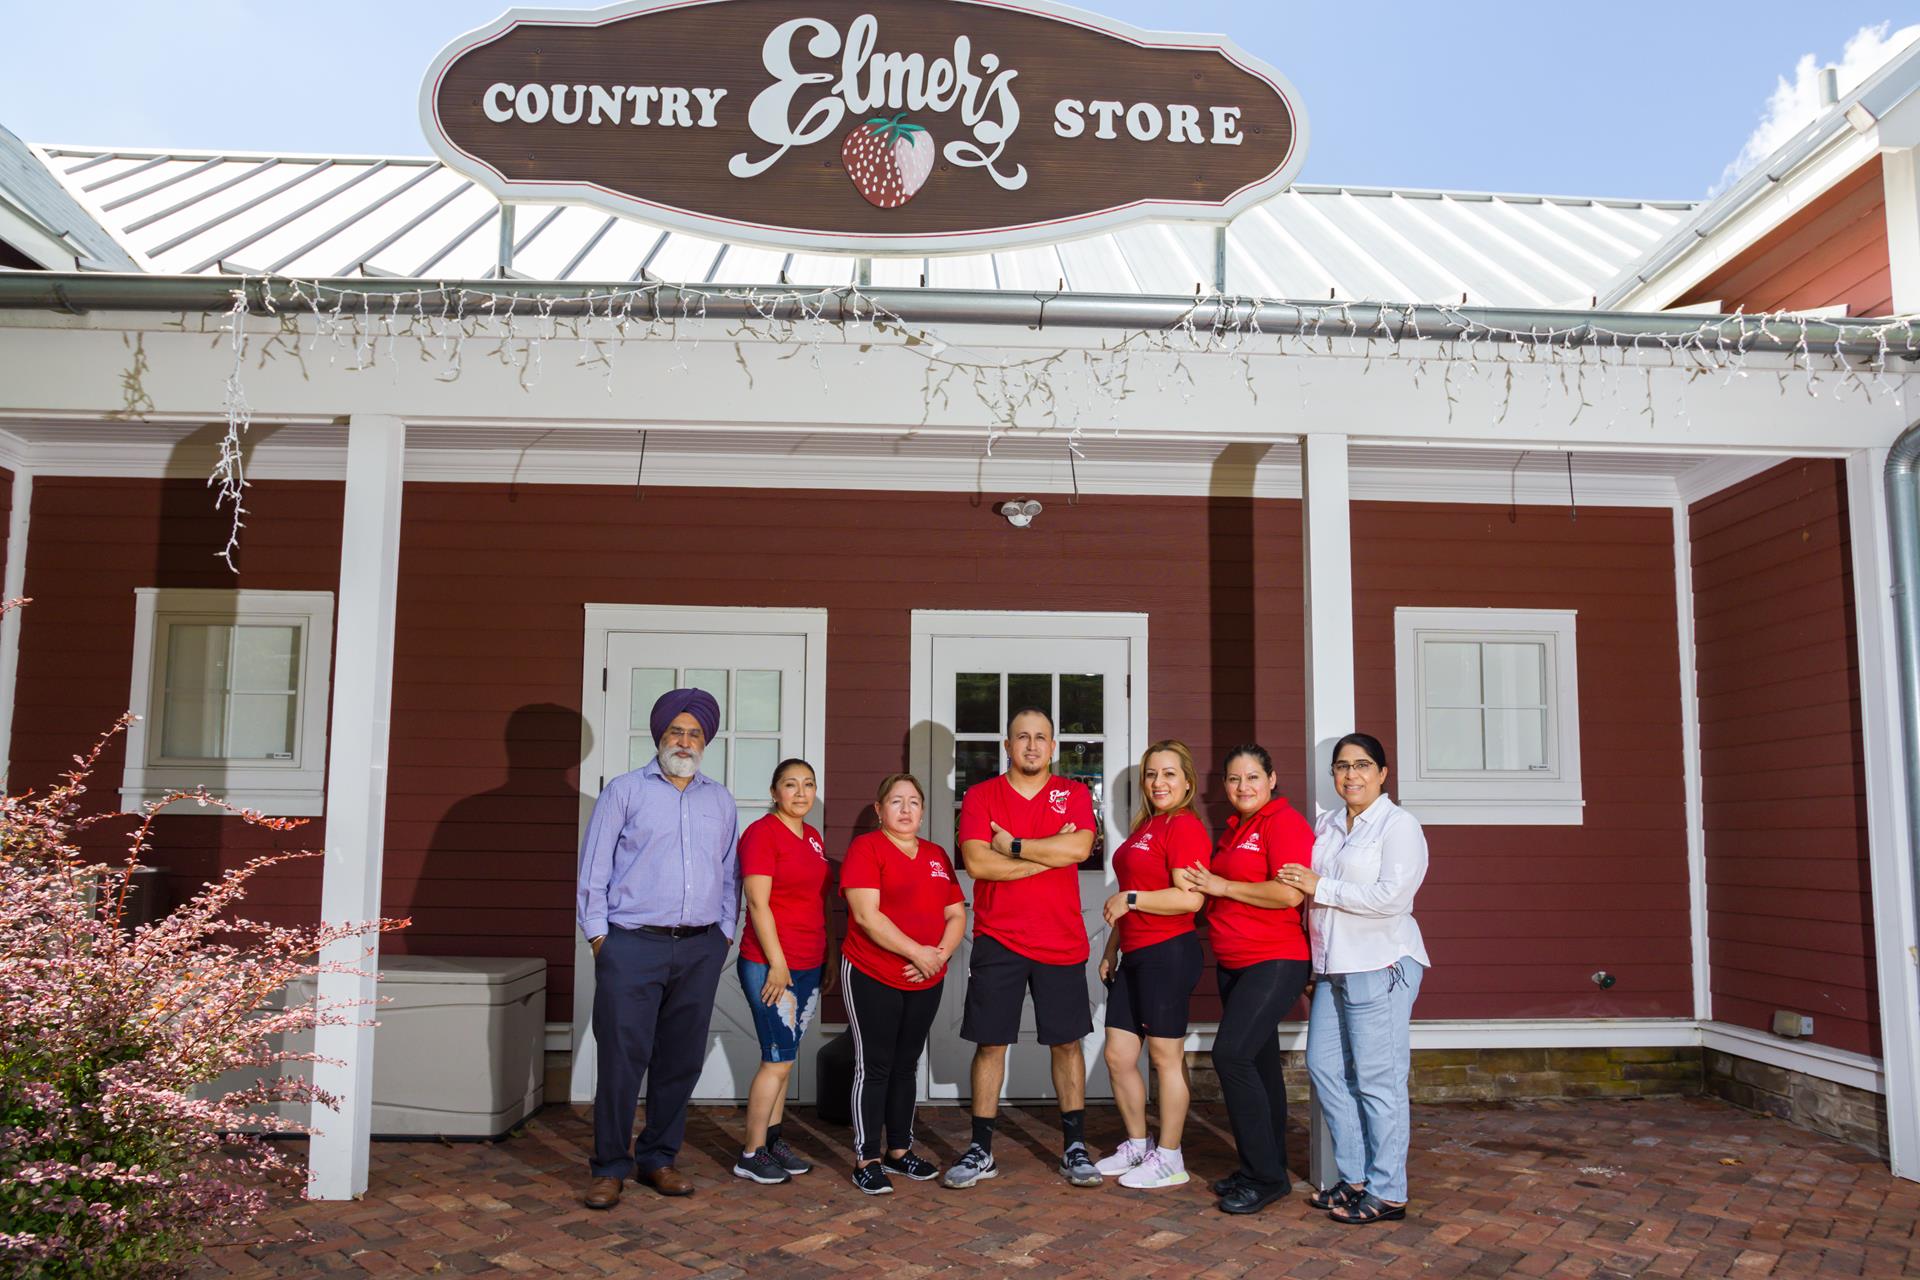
1608, 128, 1881, 313
1674, 454, 1792, 505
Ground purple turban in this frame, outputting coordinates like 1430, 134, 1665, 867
650, 687, 720, 746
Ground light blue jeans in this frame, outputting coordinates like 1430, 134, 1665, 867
1305, 957, 1425, 1203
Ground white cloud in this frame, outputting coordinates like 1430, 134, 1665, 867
1713, 21, 1920, 195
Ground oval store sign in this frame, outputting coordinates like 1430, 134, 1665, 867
420, 0, 1309, 255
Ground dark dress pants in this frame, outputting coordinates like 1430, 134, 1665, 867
590, 924, 728, 1179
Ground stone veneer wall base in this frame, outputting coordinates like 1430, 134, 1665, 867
1702, 1049, 1889, 1158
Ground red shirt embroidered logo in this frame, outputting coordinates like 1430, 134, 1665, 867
1239, 831, 1263, 852
1047, 787, 1072, 814
928, 859, 952, 882
808, 836, 825, 856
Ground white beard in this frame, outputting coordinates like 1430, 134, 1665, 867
660, 747, 702, 778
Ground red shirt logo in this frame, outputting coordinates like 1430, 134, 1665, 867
1239, 831, 1262, 852
928, 859, 952, 881
808, 836, 825, 857
1048, 787, 1072, 814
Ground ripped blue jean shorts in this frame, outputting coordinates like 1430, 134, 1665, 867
735, 957, 823, 1063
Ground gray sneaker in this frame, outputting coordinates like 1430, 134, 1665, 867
1059, 1144, 1103, 1187
766, 1137, 812, 1175
731, 1147, 791, 1185
941, 1143, 998, 1188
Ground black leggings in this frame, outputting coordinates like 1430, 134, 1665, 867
1211, 958, 1312, 1187
843, 959, 944, 1162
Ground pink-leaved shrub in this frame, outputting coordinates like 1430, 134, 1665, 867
0, 619, 405, 1277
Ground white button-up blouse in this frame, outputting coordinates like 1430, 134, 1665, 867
1306, 795, 1432, 976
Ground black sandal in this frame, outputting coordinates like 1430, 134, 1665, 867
1330, 1191, 1406, 1224
1306, 1182, 1364, 1212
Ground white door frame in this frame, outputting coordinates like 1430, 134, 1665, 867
908, 610, 1149, 1100
570, 604, 828, 1103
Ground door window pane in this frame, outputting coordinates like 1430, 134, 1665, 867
735, 670, 781, 732
232, 626, 300, 692
629, 668, 675, 733
699, 738, 727, 785
734, 737, 780, 796
1425, 709, 1484, 770
1007, 673, 1051, 724
1057, 741, 1106, 869
954, 741, 1001, 800
1423, 642, 1481, 706
686, 669, 729, 730
955, 672, 1000, 734
629, 733, 653, 772
1059, 674, 1103, 734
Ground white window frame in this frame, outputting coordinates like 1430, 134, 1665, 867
1393, 606, 1583, 826
122, 588, 334, 816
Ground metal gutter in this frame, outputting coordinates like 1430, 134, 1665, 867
1888, 421, 1920, 1011
1, 272, 1915, 358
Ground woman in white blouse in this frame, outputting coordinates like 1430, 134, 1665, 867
1277, 732, 1430, 1226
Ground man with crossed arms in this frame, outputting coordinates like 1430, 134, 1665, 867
943, 706, 1102, 1188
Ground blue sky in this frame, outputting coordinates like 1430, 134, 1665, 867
4, 2, 1915, 197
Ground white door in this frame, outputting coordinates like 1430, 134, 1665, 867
571, 607, 826, 1105
919, 628, 1138, 1102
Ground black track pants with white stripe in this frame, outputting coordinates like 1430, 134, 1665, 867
842, 958, 944, 1162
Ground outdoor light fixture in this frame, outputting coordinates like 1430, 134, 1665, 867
999, 499, 1043, 528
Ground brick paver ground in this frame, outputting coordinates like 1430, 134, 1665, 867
195, 1098, 1920, 1277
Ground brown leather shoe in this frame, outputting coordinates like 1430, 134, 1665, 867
583, 1176, 623, 1210
636, 1165, 695, 1196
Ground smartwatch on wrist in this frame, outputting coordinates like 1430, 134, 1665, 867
1126, 891, 1139, 911
1009, 837, 1023, 858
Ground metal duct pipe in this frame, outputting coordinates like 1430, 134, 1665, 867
1887, 420, 1920, 991
3, 272, 1917, 360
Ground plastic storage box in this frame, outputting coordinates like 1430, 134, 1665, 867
370, 956, 546, 1139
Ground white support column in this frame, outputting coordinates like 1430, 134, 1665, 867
309, 415, 405, 1201
1670, 502, 1713, 1022
0, 468, 31, 784
1845, 447, 1920, 1181
1882, 148, 1920, 315
1302, 434, 1355, 816
1300, 433, 1354, 1192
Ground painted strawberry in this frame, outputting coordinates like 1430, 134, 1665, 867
841, 113, 936, 209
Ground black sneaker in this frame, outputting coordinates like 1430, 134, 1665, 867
882, 1150, 939, 1181
731, 1148, 791, 1185
1059, 1144, 1103, 1187
852, 1162, 895, 1196
1210, 1169, 1254, 1197
766, 1136, 812, 1175
941, 1143, 997, 1188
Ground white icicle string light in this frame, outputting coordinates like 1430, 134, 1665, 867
206, 276, 1920, 567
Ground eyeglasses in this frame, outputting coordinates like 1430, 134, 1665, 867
1331, 760, 1378, 775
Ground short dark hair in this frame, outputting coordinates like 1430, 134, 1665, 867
1331, 733, 1388, 770
770, 757, 814, 790
874, 772, 926, 805
1007, 705, 1055, 736
1223, 742, 1274, 776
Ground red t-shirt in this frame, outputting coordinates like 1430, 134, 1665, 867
839, 831, 967, 991
1113, 810, 1211, 952
956, 773, 1097, 965
1205, 797, 1314, 968
737, 814, 830, 969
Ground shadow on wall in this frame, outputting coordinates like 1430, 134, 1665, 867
411, 703, 591, 1013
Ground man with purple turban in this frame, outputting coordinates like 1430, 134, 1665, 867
577, 686, 738, 1208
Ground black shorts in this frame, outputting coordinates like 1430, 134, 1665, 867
1104, 932, 1204, 1039
959, 934, 1094, 1046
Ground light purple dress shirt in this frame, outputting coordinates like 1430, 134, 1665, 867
576, 757, 740, 941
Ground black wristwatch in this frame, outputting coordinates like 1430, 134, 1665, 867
1009, 837, 1024, 858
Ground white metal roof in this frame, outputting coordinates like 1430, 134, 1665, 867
35, 144, 1696, 309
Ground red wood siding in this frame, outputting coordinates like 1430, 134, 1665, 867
1677, 156, 1893, 318
11, 477, 344, 938
1351, 503, 1693, 1020
1689, 461, 1876, 1056
0, 466, 12, 599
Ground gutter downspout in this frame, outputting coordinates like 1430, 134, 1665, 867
1889, 419, 1920, 979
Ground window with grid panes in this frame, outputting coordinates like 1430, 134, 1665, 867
953, 669, 1108, 867
625, 665, 785, 796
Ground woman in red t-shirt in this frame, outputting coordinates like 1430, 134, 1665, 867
1175, 743, 1312, 1216
1093, 739, 1210, 1190
731, 758, 833, 1187
840, 773, 968, 1196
